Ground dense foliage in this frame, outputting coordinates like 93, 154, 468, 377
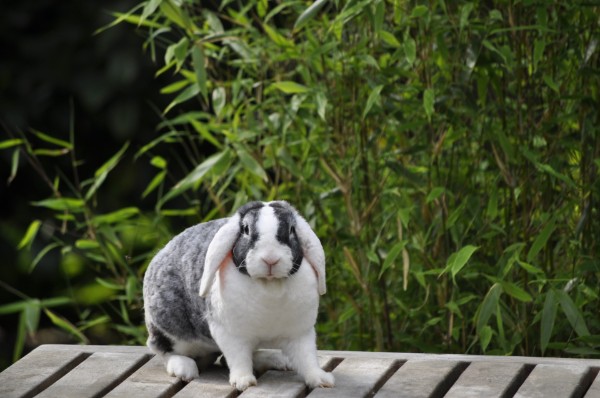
2, 0, 599, 366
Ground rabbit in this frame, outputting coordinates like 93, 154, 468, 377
143, 200, 335, 391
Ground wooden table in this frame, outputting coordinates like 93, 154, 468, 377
1, 344, 599, 397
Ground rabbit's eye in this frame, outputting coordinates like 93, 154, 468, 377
290, 226, 296, 236
243, 224, 250, 235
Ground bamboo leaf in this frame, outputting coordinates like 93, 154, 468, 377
44, 308, 88, 343
0, 138, 24, 150
17, 220, 42, 250
541, 289, 557, 354
501, 282, 532, 302
404, 37, 416, 65
270, 81, 310, 94
192, 45, 208, 100
423, 88, 435, 122
85, 142, 129, 201
363, 85, 384, 119
443, 245, 479, 279
378, 241, 406, 279
294, 0, 328, 30
526, 217, 556, 263
476, 283, 502, 333
32, 197, 85, 211
556, 290, 590, 338
32, 130, 73, 149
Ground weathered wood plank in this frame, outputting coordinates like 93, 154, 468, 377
172, 366, 234, 398
307, 357, 398, 397
35, 351, 150, 398
585, 371, 600, 398
238, 355, 337, 398
103, 355, 183, 398
374, 359, 466, 398
0, 347, 88, 398
514, 364, 592, 398
444, 361, 528, 398
318, 350, 600, 367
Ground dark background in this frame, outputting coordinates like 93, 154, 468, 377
0, 0, 171, 368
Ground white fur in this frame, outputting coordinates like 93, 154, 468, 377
201, 202, 334, 391
245, 207, 295, 279
166, 355, 199, 381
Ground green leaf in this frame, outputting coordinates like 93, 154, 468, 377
151, 156, 167, 169
164, 84, 200, 114
0, 301, 28, 315
192, 45, 208, 100
294, 0, 328, 30
93, 207, 140, 225
379, 31, 401, 48
142, 170, 166, 198
236, 146, 268, 182
212, 87, 226, 117
533, 39, 545, 72
315, 91, 327, 121
75, 239, 100, 250
263, 24, 294, 47
378, 241, 406, 279
17, 220, 42, 250
476, 282, 502, 333
85, 142, 129, 201
526, 216, 556, 263
541, 289, 557, 354
0, 138, 24, 150
404, 38, 416, 66
556, 290, 590, 338
32, 130, 73, 149
459, 3, 473, 31
32, 197, 85, 211
423, 88, 435, 122
23, 300, 41, 334
426, 187, 445, 204
162, 150, 231, 206
362, 85, 384, 119
543, 74, 559, 93
444, 245, 479, 279
479, 325, 493, 352
501, 282, 532, 302
270, 81, 310, 94
9, 148, 19, 184
141, 0, 162, 23
44, 308, 88, 343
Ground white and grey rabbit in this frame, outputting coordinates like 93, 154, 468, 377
143, 200, 334, 391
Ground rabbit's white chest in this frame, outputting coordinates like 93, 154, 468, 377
209, 259, 320, 342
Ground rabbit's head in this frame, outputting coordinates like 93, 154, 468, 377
199, 201, 326, 297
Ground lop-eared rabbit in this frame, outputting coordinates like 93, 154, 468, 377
143, 201, 334, 391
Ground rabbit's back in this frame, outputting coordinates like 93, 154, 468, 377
143, 219, 228, 341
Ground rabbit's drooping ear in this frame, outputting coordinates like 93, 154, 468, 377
294, 213, 327, 295
199, 213, 241, 297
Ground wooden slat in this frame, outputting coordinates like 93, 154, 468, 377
375, 359, 466, 398
444, 361, 528, 398
103, 355, 183, 398
239, 354, 338, 398
0, 347, 88, 398
514, 364, 592, 398
585, 371, 600, 398
307, 357, 397, 397
35, 351, 150, 398
173, 366, 234, 398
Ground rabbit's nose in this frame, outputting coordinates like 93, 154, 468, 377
262, 256, 281, 266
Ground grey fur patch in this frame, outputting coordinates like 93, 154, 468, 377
143, 219, 227, 344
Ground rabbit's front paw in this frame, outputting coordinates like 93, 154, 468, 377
305, 369, 335, 389
230, 373, 257, 391
166, 355, 199, 381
